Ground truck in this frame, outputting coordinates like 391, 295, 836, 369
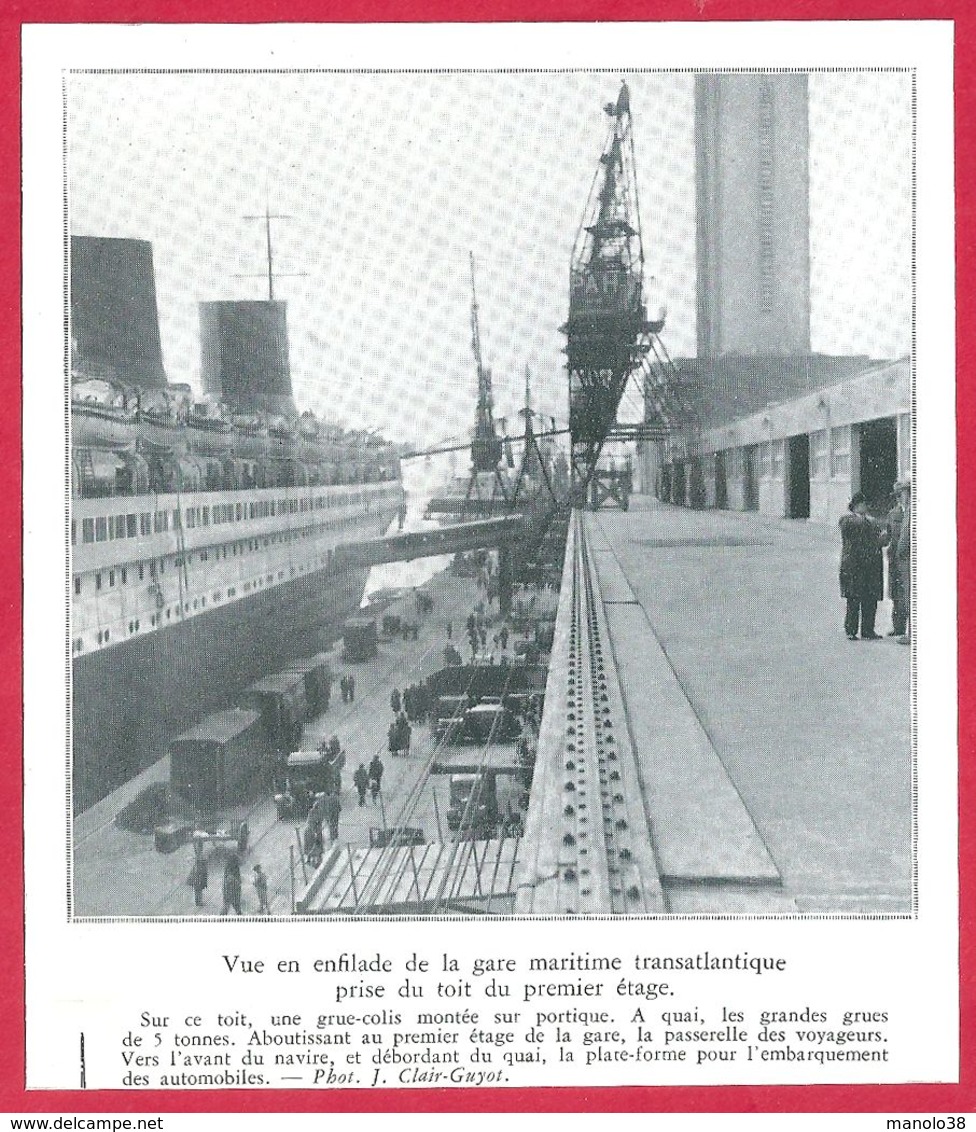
169, 708, 267, 813
460, 702, 521, 743
282, 654, 333, 717
436, 700, 522, 745
274, 748, 342, 820
242, 671, 308, 754
446, 772, 499, 838
343, 616, 378, 662
433, 694, 470, 741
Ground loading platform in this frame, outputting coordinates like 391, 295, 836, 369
514, 510, 794, 915
297, 836, 522, 915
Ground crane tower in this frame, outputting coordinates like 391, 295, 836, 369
562, 82, 679, 504
469, 252, 504, 475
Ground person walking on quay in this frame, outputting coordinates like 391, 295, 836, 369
221, 853, 243, 916
839, 492, 887, 641
322, 791, 341, 841
393, 712, 410, 757
446, 620, 453, 641
369, 754, 384, 802
339, 675, 349, 703
304, 818, 324, 867
348, 674, 356, 701
354, 763, 370, 806
886, 482, 909, 637
391, 688, 401, 715
187, 842, 208, 908
252, 863, 269, 914
896, 479, 912, 644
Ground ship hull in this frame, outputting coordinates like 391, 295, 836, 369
71, 557, 370, 813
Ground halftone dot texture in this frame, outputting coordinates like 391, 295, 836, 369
809, 72, 912, 360
68, 71, 910, 447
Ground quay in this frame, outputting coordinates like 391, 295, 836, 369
72, 564, 553, 918
74, 493, 910, 918
515, 498, 911, 916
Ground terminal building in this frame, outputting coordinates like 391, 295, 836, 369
644, 73, 911, 521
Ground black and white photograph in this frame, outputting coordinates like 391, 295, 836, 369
61, 63, 920, 920
20, 20, 958, 1093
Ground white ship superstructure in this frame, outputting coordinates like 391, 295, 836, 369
72, 480, 400, 657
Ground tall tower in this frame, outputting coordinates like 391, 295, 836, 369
695, 74, 810, 358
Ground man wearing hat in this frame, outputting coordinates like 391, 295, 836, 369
895, 478, 912, 644
886, 480, 910, 637
839, 492, 887, 640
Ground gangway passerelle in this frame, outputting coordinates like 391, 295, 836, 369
330, 515, 523, 569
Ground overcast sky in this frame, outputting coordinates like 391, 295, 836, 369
67, 70, 912, 447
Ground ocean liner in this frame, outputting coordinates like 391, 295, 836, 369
70, 236, 403, 812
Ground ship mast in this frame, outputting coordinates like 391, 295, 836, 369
241, 205, 304, 300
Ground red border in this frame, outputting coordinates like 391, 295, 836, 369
7, 2, 970, 1115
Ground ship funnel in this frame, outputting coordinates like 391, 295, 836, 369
70, 236, 168, 388
199, 300, 297, 416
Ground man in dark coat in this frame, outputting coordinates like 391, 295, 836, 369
886, 483, 908, 636
188, 843, 208, 907
221, 853, 242, 916
322, 791, 341, 841
896, 480, 912, 644
353, 763, 369, 806
252, 863, 269, 914
368, 755, 384, 802
839, 492, 887, 640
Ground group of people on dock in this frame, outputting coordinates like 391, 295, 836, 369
187, 845, 269, 917
398, 682, 433, 722
388, 711, 413, 757
838, 479, 912, 643
353, 756, 385, 806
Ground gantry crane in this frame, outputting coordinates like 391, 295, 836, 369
469, 252, 505, 477
562, 81, 694, 507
